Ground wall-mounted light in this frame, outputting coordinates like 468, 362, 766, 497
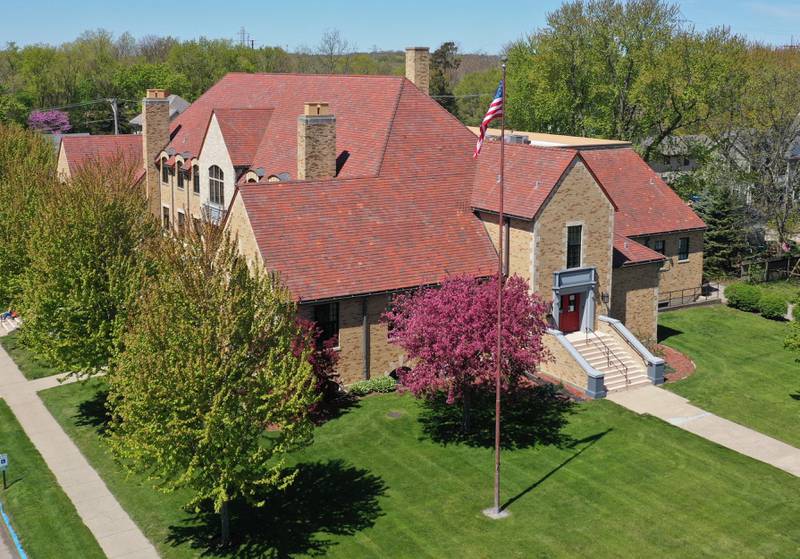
601, 292, 609, 305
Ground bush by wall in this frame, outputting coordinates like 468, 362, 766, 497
725, 282, 762, 312
758, 293, 787, 320
348, 376, 397, 396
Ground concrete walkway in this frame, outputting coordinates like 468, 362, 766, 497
0, 344, 159, 558
608, 385, 800, 477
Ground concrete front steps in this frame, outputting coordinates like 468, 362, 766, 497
567, 331, 651, 392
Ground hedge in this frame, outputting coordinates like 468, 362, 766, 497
348, 376, 397, 396
758, 293, 787, 320
725, 282, 762, 312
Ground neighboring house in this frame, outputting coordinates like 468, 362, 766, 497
645, 134, 711, 180
57, 134, 144, 183
61, 47, 707, 400
128, 94, 190, 131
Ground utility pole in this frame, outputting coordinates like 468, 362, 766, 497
108, 98, 119, 135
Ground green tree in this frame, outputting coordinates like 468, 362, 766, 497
454, 67, 502, 126
17, 159, 156, 375
108, 225, 317, 545
696, 186, 749, 278
0, 124, 55, 305
430, 41, 461, 115
505, 0, 746, 156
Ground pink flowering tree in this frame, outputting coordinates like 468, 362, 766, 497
27, 109, 71, 134
384, 274, 550, 431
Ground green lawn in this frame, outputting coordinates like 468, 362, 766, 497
0, 330, 60, 379
755, 279, 800, 303
659, 305, 800, 447
40, 379, 800, 558
0, 399, 104, 558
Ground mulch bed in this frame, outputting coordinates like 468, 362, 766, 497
656, 344, 696, 382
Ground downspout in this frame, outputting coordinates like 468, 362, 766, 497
362, 297, 370, 380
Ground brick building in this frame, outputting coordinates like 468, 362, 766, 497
57, 47, 706, 399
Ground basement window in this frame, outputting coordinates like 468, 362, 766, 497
678, 237, 690, 262
566, 225, 582, 269
313, 302, 339, 346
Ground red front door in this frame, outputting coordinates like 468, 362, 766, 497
560, 293, 581, 333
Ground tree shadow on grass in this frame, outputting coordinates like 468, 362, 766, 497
418, 384, 576, 450
657, 324, 683, 343
75, 386, 111, 435
166, 459, 387, 558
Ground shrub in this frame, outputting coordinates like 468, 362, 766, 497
348, 376, 397, 396
758, 293, 787, 320
725, 282, 762, 312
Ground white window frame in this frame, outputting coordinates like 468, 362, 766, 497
565, 221, 584, 269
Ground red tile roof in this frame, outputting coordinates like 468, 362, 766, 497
61, 135, 143, 178
613, 233, 666, 267
471, 142, 578, 218
213, 108, 273, 166
235, 78, 499, 301
166, 73, 404, 180
238, 171, 497, 302
580, 148, 706, 236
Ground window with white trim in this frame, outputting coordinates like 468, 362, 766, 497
192, 165, 200, 194
209, 165, 224, 206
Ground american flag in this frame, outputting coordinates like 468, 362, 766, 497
473, 79, 504, 158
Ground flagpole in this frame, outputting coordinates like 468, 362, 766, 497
486, 56, 509, 520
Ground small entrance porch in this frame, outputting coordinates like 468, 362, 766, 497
551, 267, 598, 334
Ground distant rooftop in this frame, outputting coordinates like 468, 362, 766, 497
467, 126, 630, 149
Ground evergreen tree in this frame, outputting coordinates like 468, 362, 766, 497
697, 186, 749, 278
429, 42, 461, 116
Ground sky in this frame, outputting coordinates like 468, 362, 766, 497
1, 0, 799, 52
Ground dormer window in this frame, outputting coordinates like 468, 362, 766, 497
176, 162, 184, 189
161, 157, 169, 184
209, 165, 224, 206
192, 165, 200, 194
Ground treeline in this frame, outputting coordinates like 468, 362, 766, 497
0, 29, 496, 134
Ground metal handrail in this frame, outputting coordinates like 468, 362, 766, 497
584, 328, 629, 385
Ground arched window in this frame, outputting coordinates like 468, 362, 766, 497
209, 165, 224, 206
161, 157, 169, 184
176, 161, 184, 189
192, 165, 200, 194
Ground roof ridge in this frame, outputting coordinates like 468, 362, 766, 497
222, 71, 405, 80
375, 79, 408, 177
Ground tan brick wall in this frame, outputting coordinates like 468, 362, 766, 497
224, 194, 263, 269
533, 161, 615, 317
298, 296, 406, 385
142, 97, 170, 219
477, 213, 533, 283
609, 262, 660, 342
297, 115, 336, 180
405, 47, 430, 94
56, 142, 71, 181
631, 230, 704, 295
540, 334, 589, 391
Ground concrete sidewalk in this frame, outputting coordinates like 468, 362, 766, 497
0, 345, 159, 558
608, 385, 800, 477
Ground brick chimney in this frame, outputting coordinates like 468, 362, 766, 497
142, 88, 170, 218
405, 47, 430, 94
297, 102, 336, 180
